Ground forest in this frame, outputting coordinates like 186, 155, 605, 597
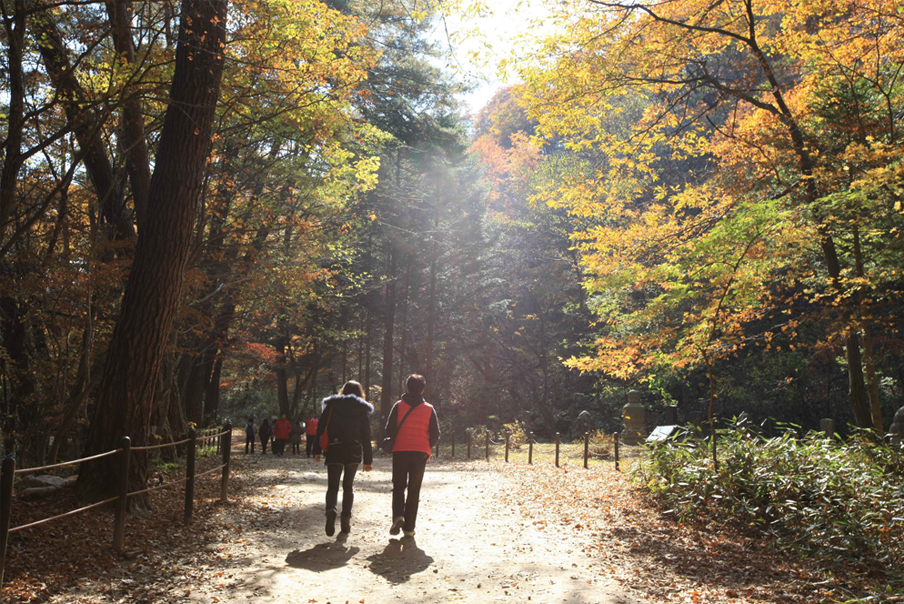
1, 0, 903, 498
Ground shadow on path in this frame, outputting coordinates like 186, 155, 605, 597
365, 538, 434, 584
285, 534, 360, 571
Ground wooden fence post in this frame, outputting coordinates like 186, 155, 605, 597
528, 432, 533, 465
583, 432, 589, 469
451, 431, 455, 459
0, 457, 16, 588
184, 429, 196, 523
113, 436, 131, 550
555, 433, 560, 468
614, 431, 620, 472
505, 432, 510, 463
221, 422, 232, 502
467, 432, 471, 460
485, 431, 490, 461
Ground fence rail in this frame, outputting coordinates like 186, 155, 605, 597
0, 423, 233, 590
431, 429, 648, 470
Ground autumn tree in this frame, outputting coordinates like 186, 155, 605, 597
516, 0, 904, 432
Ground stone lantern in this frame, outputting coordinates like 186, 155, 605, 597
622, 390, 646, 445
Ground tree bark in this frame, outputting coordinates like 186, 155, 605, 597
104, 0, 151, 230
380, 248, 397, 422
0, 0, 26, 240
77, 0, 227, 505
27, 1, 133, 239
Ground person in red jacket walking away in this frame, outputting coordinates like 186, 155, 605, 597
305, 414, 319, 458
273, 413, 292, 457
384, 374, 439, 539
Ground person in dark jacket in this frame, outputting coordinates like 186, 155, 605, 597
245, 417, 256, 454
315, 381, 374, 536
258, 419, 271, 454
384, 374, 439, 539
290, 420, 304, 455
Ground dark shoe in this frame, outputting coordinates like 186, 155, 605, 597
325, 510, 337, 537
390, 516, 405, 536
340, 515, 351, 534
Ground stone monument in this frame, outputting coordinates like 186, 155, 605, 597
574, 410, 594, 436
622, 391, 646, 445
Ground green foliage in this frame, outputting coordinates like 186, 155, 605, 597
639, 425, 904, 577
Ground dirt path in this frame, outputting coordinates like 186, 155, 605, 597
195, 452, 636, 604
31, 442, 822, 603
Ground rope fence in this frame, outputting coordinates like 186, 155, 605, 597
0, 423, 233, 590
430, 429, 648, 471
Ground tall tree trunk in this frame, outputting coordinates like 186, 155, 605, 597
276, 367, 290, 417
204, 356, 223, 423
396, 261, 410, 396
104, 0, 151, 229
852, 224, 883, 432
364, 309, 372, 401
380, 249, 397, 422
0, 297, 36, 461
27, 1, 133, 239
77, 0, 227, 505
425, 224, 438, 402
0, 0, 26, 242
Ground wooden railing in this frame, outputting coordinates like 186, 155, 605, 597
0, 423, 233, 590
433, 429, 626, 470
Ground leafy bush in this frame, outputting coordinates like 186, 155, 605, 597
588, 430, 613, 458
639, 424, 904, 576
501, 420, 528, 448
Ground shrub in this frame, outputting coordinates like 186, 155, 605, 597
638, 423, 904, 577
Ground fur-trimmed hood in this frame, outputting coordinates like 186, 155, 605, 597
320, 393, 374, 414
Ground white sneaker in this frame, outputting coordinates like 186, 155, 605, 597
390, 516, 405, 535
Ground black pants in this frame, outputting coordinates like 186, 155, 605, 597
260, 436, 268, 454
245, 433, 255, 453
274, 438, 287, 456
292, 441, 301, 454
326, 463, 359, 517
392, 451, 428, 532
305, 434, 316, 457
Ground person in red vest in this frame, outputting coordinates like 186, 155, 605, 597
273, 413, 292, 457
384, 374, 439, 539
305, 414, 319, 458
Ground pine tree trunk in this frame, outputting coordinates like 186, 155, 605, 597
77, 0, 227, 505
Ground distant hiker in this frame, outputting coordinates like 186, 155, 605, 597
384, 374, 439, 539
258, 419, 271, 454
273, 413, 292, 456
245, 417, 256, 454
305, 414, 319, 457
314, 381, 374, 536
291, 420, 304, 455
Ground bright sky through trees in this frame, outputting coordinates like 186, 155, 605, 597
430, 0, 555, 112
